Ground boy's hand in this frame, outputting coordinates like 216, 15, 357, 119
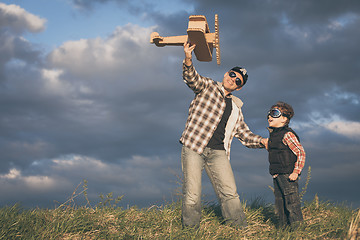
289, 172, 299, 181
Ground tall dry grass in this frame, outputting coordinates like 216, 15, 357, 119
0, 171, 359, 239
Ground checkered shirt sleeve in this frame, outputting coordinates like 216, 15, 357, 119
180, 62, 226, 154
233, 115, 264, 148
283, 131, 306, 174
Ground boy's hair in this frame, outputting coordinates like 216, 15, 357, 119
271, 101, 294, 124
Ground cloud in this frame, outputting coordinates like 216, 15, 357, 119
1, 8, 185, 189
48, 24, 158, 78
1, 0, 360, 209
0, 168, 21, 179
324, 120, 360, 139
0, 3, 45, 82
70, 0, 184, 16
0, 154, 179, 207
0, 3, 46, 34
71, 0, 116, 10
0, 168, 56, 190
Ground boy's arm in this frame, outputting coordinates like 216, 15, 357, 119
283, 132, 306, 181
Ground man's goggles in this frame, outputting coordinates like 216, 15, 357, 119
267, 108, 290, 118
229, 71, 243, 86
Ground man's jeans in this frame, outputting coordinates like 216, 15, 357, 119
181, 146, 247, 228
273, 174, 303, 227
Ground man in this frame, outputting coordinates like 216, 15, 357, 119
180, 42, 268, 228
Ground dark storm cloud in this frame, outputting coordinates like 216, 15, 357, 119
0, 4, 48, 173
181, 0, 360, 132
1, 1, 359, 209
72, 0, 116, 10
1, 4, 187, 206
43, 23, 189, 161
71, 0, 155, 17
145, 0, 360, 207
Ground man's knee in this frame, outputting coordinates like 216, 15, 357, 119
183, 193, 201, 206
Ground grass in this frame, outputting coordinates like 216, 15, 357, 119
1, 171, 359, 240
0, 195, 359, 240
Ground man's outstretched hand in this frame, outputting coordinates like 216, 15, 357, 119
184, 42, 196, 66
261, 138, 269, 150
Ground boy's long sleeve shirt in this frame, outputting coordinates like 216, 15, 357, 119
283, 132, 306, 174
180, 61, 264, 159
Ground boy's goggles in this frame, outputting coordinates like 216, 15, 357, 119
267, 108, 290, 118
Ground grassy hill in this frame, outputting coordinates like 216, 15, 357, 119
1, 172, 359, 240
1, 194, 359, 239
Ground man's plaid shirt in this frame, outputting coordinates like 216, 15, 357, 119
180, 62, 264, 159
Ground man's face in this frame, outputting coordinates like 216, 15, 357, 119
222, 71, 243, 93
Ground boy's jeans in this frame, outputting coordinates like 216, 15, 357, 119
273, 174, 303, 227
181, 146, 247, 228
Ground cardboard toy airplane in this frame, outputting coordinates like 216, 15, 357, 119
150, 14, 221, 65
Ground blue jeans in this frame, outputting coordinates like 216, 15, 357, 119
181, 146, 247, 228
273, 174, 303, 227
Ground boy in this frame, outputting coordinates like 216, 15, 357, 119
267, 101, 305, 227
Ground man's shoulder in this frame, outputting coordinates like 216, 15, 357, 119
229, 94, 243, 108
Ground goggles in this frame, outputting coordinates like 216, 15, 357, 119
267, 108, 290, 119
229, 71, 243, 86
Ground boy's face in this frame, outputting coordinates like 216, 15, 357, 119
268, 108, 288, 128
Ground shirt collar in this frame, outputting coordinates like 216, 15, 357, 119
217, 82, 231, 97
216, 82, 244, 108
267, 125, 289, 133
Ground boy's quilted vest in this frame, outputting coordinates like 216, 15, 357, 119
268, 126, 299, 175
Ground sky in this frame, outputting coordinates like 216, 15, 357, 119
0, 0, 359, 210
